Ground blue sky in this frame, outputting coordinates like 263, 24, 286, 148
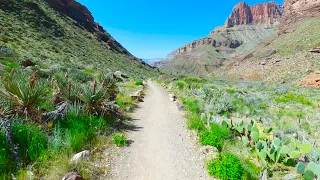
77, 0, 282, 59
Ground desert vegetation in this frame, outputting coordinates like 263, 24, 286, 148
0, 66, 146, 179
158, 76, 320, 179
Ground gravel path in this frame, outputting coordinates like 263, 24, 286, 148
109, 81, 210, 180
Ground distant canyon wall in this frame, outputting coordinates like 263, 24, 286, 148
175, 2, 282, 56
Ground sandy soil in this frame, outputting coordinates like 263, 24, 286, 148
108, 81, 210, 180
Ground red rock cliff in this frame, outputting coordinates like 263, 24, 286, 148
280, 0, 320, 33
225, 2, 282, 27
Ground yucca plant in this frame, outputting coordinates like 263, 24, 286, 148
98, 72, 118, 101
53, 72, 80, 103
77, 81, 109, 114
0, 70, 50, 120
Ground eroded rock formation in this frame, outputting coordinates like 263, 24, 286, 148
280, 0, 320, 33
225, 2, 282, 27
174, 2, 282, 56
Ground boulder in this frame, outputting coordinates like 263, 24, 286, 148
263, 50, 277, 58
20, 59, 36, 67
114, 71, 128, 79
309, 47, 320, 54
62, 172, 83, 180
71, 150, 90, 163
42, 102, 68, 122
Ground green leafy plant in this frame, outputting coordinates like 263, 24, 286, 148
112, 133, 127, 147
135, 81, 143, 86
207, 152, 246, 180
186, 114, 205, 131
199, 123, 231, 151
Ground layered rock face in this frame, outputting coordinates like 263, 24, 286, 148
174, 2, 282, 56
280, 0, 320, 32
177, 37, 242, 54
45, 0, 132, 55
225, 2, 282, 27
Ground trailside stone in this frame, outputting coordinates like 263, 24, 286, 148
71, 150, 90, 163
62, 172, 83, 180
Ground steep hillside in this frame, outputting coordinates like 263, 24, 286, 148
157, 2, 282, 76
0, 0, 157, 78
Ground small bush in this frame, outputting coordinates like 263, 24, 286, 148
135, 81, 143, 86
186, 114, 205, 131
199, 123, 231, 151
176, 81, 185, 89
275, 93, 314, 106
207, 152, 246, 180
183, 97, 201, 114
112, 133, 127, 147
243, 159, 261, 180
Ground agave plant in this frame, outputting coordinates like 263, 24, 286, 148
0, 70, 50, 120
53, 72, 80, 102
99, 72, 118, 101
77, 81, 109, 114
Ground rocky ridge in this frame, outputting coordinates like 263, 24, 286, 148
174, 2, 282, 56
44, 0, 132, 56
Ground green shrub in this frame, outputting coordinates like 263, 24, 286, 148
275, 93, 314, 106
176, 81, 185, 89
61, 110, 108, 151
186, 114, 205, 131
183, 97, 201, 114
207, 152, 246, 180
115, 93, 136, 111
12, 123, 47, 164
199, 123, 231, 151
243, 159, 261, 180
0, 130, 14, 174
135, 81, 143, 86
112, 133, 127, 147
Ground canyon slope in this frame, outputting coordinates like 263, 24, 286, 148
156, 2, 282, 76
0, 0, 156, 78
158, 0, 320, 84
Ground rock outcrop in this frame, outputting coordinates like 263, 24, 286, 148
44, 0, 132, 55
225, 2, 282, 27
177, 37, 242, 54
280, 0, 320, 33
174, 2, 282, 56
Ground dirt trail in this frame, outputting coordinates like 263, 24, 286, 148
109, 81, 210, 180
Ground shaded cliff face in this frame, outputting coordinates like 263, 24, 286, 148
280, 0, 320, 33
44, 0, 132, 56
226, 2, 282, 27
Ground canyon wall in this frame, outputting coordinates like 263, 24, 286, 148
175, 2, 282, 55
